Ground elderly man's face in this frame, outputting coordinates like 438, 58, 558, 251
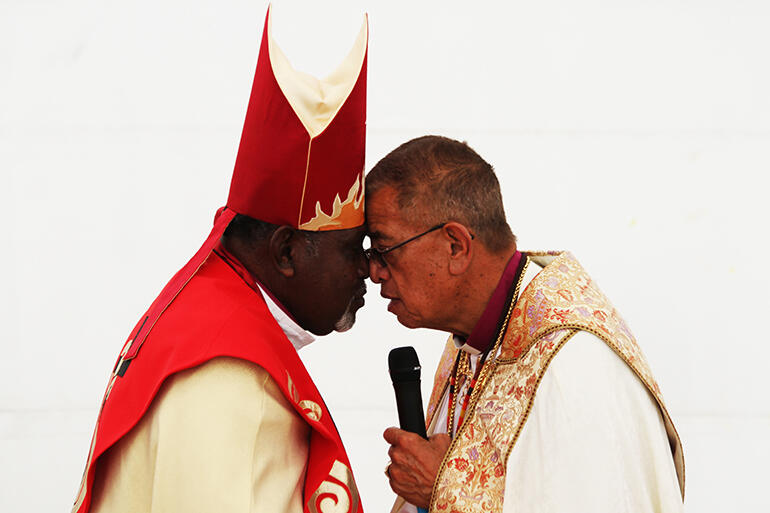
366, 186, 450, 330
294, 226, 370, 335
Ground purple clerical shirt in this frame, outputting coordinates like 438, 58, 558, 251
454, 251, 524, 355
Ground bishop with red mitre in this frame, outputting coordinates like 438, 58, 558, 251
72, 7, 369, 513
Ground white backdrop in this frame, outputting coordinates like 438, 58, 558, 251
1, 0, 769, 511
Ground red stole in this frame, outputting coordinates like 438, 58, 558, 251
72, 252, 362, 513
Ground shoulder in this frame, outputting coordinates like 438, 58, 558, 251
141, 256, 289, 366
516, 330, 675, 471
140, 357, 303, 449
549, 331, 638, 385
156, 357, 287, 414
505, 332, 683, 512
540, 330, 660, 420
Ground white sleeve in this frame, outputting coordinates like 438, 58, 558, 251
502, 331, 683, 513
91, 357, 309, 513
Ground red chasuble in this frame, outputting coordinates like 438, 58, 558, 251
73, 251, 362, 513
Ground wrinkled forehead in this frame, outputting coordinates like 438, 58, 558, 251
366, 209, 418, 245
364, 188, 392, 232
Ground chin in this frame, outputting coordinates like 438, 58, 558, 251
395, 316, 423, 330
308, 325, 335, 336
387, 302, 422, 329
332, 292, 366, 333
333, 310, 356, 333
390, 309, 422, 329
333, 301, 364, 333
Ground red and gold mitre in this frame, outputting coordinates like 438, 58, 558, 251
114, 6, 369, 365
227, 5, 368, 231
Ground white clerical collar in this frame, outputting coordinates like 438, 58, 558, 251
453, 335, 482, 356
254, 282, 315, 351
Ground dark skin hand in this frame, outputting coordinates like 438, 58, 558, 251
384, 427, 452, 508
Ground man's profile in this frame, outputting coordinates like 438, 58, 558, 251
366, 135, 685, 513
72, 8, 369, 513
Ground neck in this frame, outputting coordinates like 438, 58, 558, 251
447, 245, 517, 338
221, 237, 287, 307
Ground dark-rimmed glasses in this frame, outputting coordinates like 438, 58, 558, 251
364, 223, 447, 267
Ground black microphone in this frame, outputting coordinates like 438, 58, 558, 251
388, 346, 428, 439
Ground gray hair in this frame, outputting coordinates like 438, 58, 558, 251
366, 135, 515, 253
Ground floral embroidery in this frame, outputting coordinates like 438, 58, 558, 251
426, 336, 458, 429
452, 457, 469, 472
428, 252, 685, 513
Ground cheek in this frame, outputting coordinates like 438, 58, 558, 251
327, 260, 360, 299
393, 270, 436, 313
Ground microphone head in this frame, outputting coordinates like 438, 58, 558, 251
388, 346, 421, 382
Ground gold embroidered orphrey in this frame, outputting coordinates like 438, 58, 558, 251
419, 251, 684, 513
307, 459, 360, 513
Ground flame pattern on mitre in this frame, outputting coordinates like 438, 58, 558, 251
300, 171, 364, 231
226, 6, 368, 232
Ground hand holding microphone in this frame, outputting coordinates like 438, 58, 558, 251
386, 347, 451, 511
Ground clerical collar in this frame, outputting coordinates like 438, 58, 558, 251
213, 244, 315, 351
453, 251, 526, 355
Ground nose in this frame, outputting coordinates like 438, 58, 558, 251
368, 257, 389, 284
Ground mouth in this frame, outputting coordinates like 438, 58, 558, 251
380, 291, 398, 301
378, 290, 401, 313
385, 297, 401, 313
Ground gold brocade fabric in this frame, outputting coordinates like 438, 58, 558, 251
428, 252, 685, 513
425, 336, 457, 428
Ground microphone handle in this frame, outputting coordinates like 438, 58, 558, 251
392, 379, 427, 439
391, 376, 429, 512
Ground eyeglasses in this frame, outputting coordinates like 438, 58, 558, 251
364, 223, 447, 268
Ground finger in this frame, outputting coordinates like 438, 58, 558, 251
383, 426, 404, 445
388, 427, 430, 449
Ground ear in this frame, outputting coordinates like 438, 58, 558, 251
443, 222, 473, 275
268, 225, 297, 278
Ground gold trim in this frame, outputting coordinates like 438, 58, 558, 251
429, 250, 685, 510
71, 421, 97, 512
505, 323, 687, 494
297, 138, 313, 226
425, 374, 450, 432
299, 400, 323, 422
501, 329, 578, 463
425, 336, 457, 430
72, 335, 137, 511
429, 255, 530, 512
307, 460, 360, 513
298, 170, 365, 231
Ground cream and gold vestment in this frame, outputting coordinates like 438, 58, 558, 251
394, 252, 685, 513
90, 284, 315, 513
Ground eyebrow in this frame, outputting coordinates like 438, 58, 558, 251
367, 230, 396, 246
